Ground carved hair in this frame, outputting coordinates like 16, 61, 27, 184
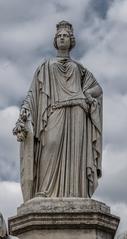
54, 20, 76, 51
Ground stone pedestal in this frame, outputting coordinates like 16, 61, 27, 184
8, 198, 120, 239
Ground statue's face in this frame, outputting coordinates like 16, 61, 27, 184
56, 29, 70, 50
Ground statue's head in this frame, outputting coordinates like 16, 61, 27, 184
54, 20, 76, 51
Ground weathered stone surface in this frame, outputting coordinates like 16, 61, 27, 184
10, 229, 113, 239
17, 197, 110, 215
8, 198, 120, 239
13, 20, 103, 201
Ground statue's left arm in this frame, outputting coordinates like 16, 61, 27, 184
82, 69, 103, 105
80, 66, 103, 195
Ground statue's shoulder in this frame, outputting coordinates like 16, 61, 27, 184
46, 57, 58, 65
72, 59, 88, 76
33, 58, 49, 78
33, 58, 53, 83
37, 57, 56, 72
73, 59, 96, 79
37, 58, 48, 71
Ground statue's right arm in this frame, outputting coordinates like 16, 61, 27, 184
13, 113, 28, 142
13, 61, 45, 142
13, 90, 32, 142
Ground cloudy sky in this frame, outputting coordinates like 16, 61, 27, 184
0, 0, 127, 237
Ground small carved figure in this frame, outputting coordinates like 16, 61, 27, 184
0, 212, 19, 239
0, 212, 8, 239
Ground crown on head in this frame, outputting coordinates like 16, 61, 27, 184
56, 20, 73, 33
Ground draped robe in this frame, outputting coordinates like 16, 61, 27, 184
20, 58, 102, 202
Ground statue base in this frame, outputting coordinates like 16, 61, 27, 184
8, 197, 120, 239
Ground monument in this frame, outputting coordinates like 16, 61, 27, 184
9, 20, 120, 239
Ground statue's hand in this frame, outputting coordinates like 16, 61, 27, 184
16, 130, 27, 142
85, 92, 95, 105
13, 119, 27, 142
20, 107, 30, 122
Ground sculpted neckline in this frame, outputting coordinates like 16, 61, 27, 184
56, 56, 71, 60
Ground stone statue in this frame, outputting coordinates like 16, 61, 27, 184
13, 20, 103, 202
0, 212, 18, 239
0, 212, 8, 239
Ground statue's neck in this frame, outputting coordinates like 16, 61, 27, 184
57, 49, 70, 58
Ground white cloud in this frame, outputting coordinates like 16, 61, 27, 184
0, 181, 22, 223
80, 0, 127, 96
112, 203, 127, 237
0, 107, 20, 181
108, 0, 127, 24
104, 94, 127, 148
95, 147, 127, 202
0, 61, 31, 108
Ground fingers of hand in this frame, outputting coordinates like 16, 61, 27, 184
20, 108, 29, 121
17, 131, 26, 142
